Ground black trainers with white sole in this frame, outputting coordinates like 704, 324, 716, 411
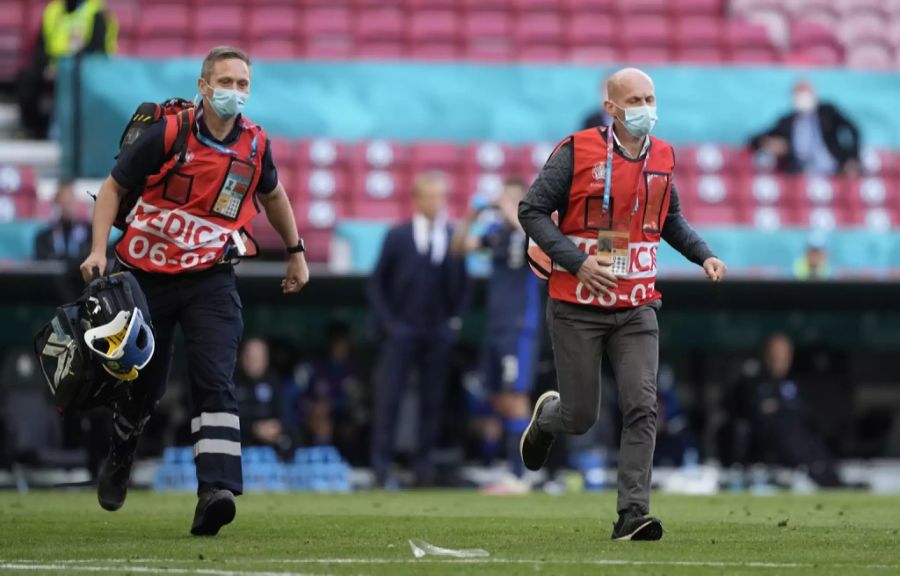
190, 489, 237, 536
611, 504, 664, 541
519, 390, 559, 472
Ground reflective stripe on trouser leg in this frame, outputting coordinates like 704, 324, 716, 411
191, 411, 243, 495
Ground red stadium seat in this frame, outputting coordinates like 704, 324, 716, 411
514, 12, 564, 46
846, 44, 895, 70
462, 0, 516, 11
409, 10, 460, 44
133, 38, 191, 58
406, 0, 459, 8
268, 138, 296, 169
297, 167, 352, 201
675, 46, 725, 63
617, 0, 670, 16
620, 15, 670, 47
251, 38, 299, 59
678, 174, 746, 226
568, 45, 621, 63
249, 6, 297, 41
514, 0, 562, 10
303, 7, 354, 58
194, 6, 244, 40
788, 45, 844, 67
463, 11, 513, 61
561, 0, 616, 13
409, 142, 462, 173
463, 142, 515, 173
622, 46, 672, 63
0, 165, 37, 197
350, 168, 410, 205
671, 0, 723, 15
137, 5, 190, 38
297, 139, 351, 170
0, 195, 34, 221
409, 10, 460, 59
351, 199, 407, 221
355, 7, 406, 41
861, 148, 899, 176
565, 15, 618, 52
790, 21, 839, 51
673, 16, 722, 49
724, 21, 779, 62
353, 140, 410, 172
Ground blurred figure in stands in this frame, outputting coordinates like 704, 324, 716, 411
304, 321, 359, 450
581, 76, 612, 130
793, 234, 832, 281
34, 180, 92, 301
731, 333, 846, 487
451, 178, 542, 490
17, 0, 118, 139
749, 81, 860, 176
368, 171, 470, 487
34, 180, 91, 261
235, 338, 293, 457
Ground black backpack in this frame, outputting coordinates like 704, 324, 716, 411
112, 97, 195, 231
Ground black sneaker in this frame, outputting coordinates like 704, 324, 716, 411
519, 390, 559, 471
97, 438, 137, 512
611, 505, 663, 541
190, 489, 237, 536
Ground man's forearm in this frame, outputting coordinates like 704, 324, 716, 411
90, 176, 124, 254
260, 186, 300, 248
518, 202, 587, 274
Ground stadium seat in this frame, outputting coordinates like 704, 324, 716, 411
463, 11, 513, 61
790, 20, 839, 51
672, 0, 724, 16
137, 5, 191, 39
861, 148, 898, 176
561, 0, 617, 13
514, 12, 564, 48
620, 15, 671, 48
132, 38, 191, 58
303, 7, 354, 59
677, 174, 746, 226
408, 10, 461, 59
409, 142, 462, 173
617, 0, 670, 16
297, 139, 350, 170
249, 6, 297, 43
565, 15, 618, 53
0, 165, 37, 198
673, 16, 723, 49
194, 6, 244, 41
353, 140, 410, 172
514, 0, 563, 11
846, 43, 895, 69
463, 142, 514, 173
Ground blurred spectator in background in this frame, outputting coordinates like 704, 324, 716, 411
367, 172, 470, 487
34, 180, 92, 301
581, 76, 612, 129
451, 178, 542, 488
653, 364, 698, 467
793, 234, 832, 281
749, 81, 860, 176
34, 180, 90, 261
235, 338, 293, 457
17, 0, 118, 139
304, 321, 358, 449
730, 333, 846, 487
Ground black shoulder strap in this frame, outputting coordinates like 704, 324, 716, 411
167, 109, 193, 167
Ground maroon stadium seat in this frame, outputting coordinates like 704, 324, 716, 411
463, 11, 514, 61
303, 6, 354, 59
409, 142, 462, 174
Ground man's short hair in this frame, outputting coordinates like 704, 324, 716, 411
412, 171, 449, 196
504, 177, 527, 191
201, 46, 251, 80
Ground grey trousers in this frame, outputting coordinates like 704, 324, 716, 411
537, 297, 660, 514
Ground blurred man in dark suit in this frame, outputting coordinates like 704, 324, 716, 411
367, 172, 470, 487
749, 81, 861, 175
34, 180, 91, 262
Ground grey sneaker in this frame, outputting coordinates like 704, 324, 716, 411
519, 390, 559, 471
611, 504, 663, 541
190, 489, 237, 536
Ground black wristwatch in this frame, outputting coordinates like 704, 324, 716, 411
286, 239, 305, 255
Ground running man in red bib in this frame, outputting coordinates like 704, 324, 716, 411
518, 67, 727, 541
79, 46, 309, 536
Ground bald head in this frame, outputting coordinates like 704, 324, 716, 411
605, 67, 655, 109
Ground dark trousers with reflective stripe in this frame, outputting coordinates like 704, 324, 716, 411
121, 264, 244, 496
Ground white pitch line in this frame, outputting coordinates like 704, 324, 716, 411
0, 563, 326, 576
5, 558, 900, 571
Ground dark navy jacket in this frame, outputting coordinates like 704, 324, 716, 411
367, 221, 469, 336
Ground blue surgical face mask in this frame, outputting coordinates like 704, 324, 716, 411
614, 103, 658, 138
204, 81, 247, 119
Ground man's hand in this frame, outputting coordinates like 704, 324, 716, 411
761, 136, 789, 157
79, 251, 107, 283
575, 254, 618, 297
703, 257, 727, 282
281, 253, 310, 294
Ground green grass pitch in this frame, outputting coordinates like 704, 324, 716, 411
0, 491, 897, 575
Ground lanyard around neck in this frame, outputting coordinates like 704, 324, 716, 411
603, 124, 648, 217
194, 108, 259, 160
